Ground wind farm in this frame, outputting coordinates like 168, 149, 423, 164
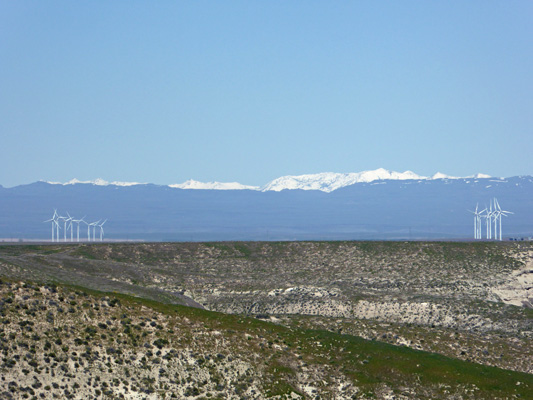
43, 210, 107, 242
470, 198, 513, 241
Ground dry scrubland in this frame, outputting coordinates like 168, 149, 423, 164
0, 241, 532, 399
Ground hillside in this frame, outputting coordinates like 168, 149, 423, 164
0, 241, 532, 398
1, 279, 532, 399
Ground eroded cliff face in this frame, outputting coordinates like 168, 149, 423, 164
491, 250, 533, 308
157, 242, 533, 335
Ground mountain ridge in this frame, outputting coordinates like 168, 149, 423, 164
40, 168, 494, 193
2, 175, 532, 241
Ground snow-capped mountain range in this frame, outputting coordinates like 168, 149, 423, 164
169, 180, 259, 191
5, 170, 532, 241
261, 170, 491, 193
45, 178, 142, 187
44, 168, 492, 193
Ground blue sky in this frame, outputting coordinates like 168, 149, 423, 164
1, 1, 532, 187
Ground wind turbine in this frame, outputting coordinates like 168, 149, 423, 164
71, 216, 85, 242
89, 220, 100, 242
468, 204, 483, 239
84, 220, 91, 242
481, 205, 490, 239
66, 212, 74, 242
491, 199, 500, 240
487, 202, 493, 240
477, 207, 487, 239
58, 214, 72, 242
57, 215, 65, 241
495, 198, 513, 241
97, 219, 107, 241
44, 209, 59, 242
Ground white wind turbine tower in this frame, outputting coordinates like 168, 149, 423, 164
495, 198, 513, 241
83, 220, 91, 242
66, 212, 75, 242
58, 214, 72, 242
71, 217, 85, 243
487, 202, 494, 240
98, 219, 107, 241
89, 220, 100, 242
65, 214, 73, 242
56, 216, 61, 241
481, 205, 490, 239
491, 199, 500, 240
471, 204, 478, 239
56, 214, 67, 242
67, 219, 73, 242
477, 206, 487, 239
81, 217, 91, 242
44, 209, 59, 242
469, 204, 483, 239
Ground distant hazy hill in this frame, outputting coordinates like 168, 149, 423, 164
1, 173, 532, 241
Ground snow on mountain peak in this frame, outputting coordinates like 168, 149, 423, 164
42, 169, 492, 192
431, 172, 459, 180
45, 178, 142, 186
169, 180, 259, 191
261, 169, 428, 193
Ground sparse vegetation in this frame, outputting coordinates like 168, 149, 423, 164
0, 241, 532, 398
